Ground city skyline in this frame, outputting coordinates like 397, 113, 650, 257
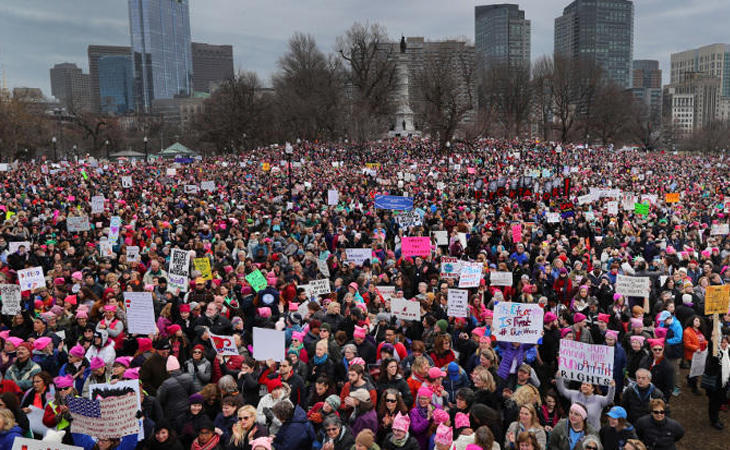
0, 0, 728, 97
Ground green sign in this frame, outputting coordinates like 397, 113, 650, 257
245, 269, 268, 292
634, 202, 649, 216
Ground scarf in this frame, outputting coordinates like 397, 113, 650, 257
390, 431, 410, 447
720, 347, 730, 387
289, 342, 303, 356
313, 353, 328, 365
191, 433, 220, 450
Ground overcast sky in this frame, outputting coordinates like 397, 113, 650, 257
1, 0, 728, 97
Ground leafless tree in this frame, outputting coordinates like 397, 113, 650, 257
629, 98, 662, 149
589, 83, 634, 145
480, 62, 532, 138
531, 56, 554, 142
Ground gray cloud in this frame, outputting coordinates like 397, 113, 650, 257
1, 0, 728, 96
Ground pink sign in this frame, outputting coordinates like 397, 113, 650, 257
401, 236, 432, 257
467, 167, 476, 175
511, 224, 522, 243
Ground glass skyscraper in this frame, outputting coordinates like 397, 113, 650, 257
98, 55, 134, 115
128, 0, 192, 111
475, 4, 531, 68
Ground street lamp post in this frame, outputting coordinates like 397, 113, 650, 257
51, 136, 57, 161
105, 140, 110, 160
285, 142, 294, 202
144, 136, 148, 162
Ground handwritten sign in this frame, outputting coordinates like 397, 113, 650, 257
634, 202, 649, 216
546, 212, 560, 223
210, 332, 240, 356
607, 201, 618, 215
167, 274, 188, 293
121, 176, 133, 188
401, 236, 431, 258
123, 292, 156, 335
458, 262, 483, 288
615, 274, 650, 297
327, 189, 339, 206
396, 211, 422, 228
711, 223, 729, 235
306, 279, 331, 297
345, 248, 371, 266
511, 223, 522, 243
317, 257, 330, 277
440, 257, 461, 279
493, 302, 544, 343
245, 270, 267, 292
69, 394, 139, 439
665, 193, 680, 203
705, 284, 730, 314
12, 437, 83, 450
447, 289, 469, 318
391, 297, 421, 321
67, 216, 91, 232
18, 266, 45, 291
108, 216, 121, 244
91, 196, 105, 214
7, 241, 31, 254
0, 284, 22, 315
201, 181, 216, 192
126, 246, 140, 263
168, 248, 190, 277
252, 327, 284, 361
432, 230, 448, 246
193, 257, 212, 280
559, 340, 614, 386
489, 271, 513, 287
184, 184, 199, 194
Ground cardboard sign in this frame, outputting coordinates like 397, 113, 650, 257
210, 332, 240, 356
711, 223, 729, 235
245, 270, 267, 292
634, 202, 649, 216
511, 223, 522, 243
306, 279, 331, 297
401, 236, 431, 257
432, 230, 448, 246
91, 196, 105, 214
447, 289, 469, 318
327, 189, 339, 206
200, 181, 216, 192
345, 248, 371, 266
7, 241, 31, 254
67, 216, 91, 232
126, 246, 140, 263
440, 257, 461, 279
615, 274, 650, 297
168, 248, 191, 277
665, 192, 680, 203
458, 262, 483, 288
109, 216, 121, 244
123, 292, 156, 335
252, 327, 284, 361
559, 340, 614, 386
489, 271, 513, 287
18, 266, 45, 291
493, 302, 544, 343
193, 257, 212, 280
705, 284, 730, 314
391, 297, 421, 321
0, 284, 22, 315
12, 437, 83, 450
121, 176, 133, 188
396, 211, 422, 228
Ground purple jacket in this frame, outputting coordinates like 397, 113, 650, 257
496, 342, 533, 380
350, 408, 378, 438
409, 406, 433, 450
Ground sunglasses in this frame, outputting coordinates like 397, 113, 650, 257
652, 347, 663, 352
325, 427, 338, 432
192, 350, 202, 354
385, 398, 397, 403
652, 410, 665, 415
585, 446, 598, 450
239, 416, 251, 421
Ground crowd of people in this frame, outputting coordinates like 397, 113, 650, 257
0, 138, 728, 450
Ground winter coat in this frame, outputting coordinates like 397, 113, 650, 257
5, 358, 41, 390
496, 342, 533, 381
443, 369, 470, 404
635, 415, 685, 450
610, 343, 627, 394
621, 383, 665, 424
682, 326, 707, 362
599, 423, 638, 450
661, 319, 683, 360
504, 421, 547, 450
184, 357, 212, 391
213, 412, 238, 445
58, 360, 90, 393
140, 352, 170, 396
272, 405, 316, 450
157, 370, 195, 432
322, 426, 355, 450
0, 425, 22, 449
376, 376, 413, 408
85, 329, 116, 368
381, 433, 420, 450
408, 406, 433, 450
640, 356, 674, 402
349, 407, 378, 438
548, 418, 599, 450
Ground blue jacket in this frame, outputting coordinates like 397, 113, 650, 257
59, 362, 90, 393
443, 368, 471, 403
613, 343, 628, 394
273, 405, 316, 450
662, 318, 683, 360
0, 425, 22, 449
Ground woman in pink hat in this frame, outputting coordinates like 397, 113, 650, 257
384, 412, 419, 449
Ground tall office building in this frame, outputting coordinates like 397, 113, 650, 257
88, 45, 132, 113
630, 60, 662, 130
670, 44, 730, 98
663, 72, 720, 135
191, 42, 234, 93
128, 0, 192, 111
554, 0, 634, 88
474, 4, 530, 67
49, 63, 92, 112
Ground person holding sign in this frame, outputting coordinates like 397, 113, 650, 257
555, 370, 616, 430
702, 332, 730, 430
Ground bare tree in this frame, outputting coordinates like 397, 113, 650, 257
480, 62, 532, 138
336, 22, 398, 141
589, 83, 634, 145
629, 99, 662, 149
689, 120, 730, 152
273, 32, 345, 140
414, 43, 475, 148
531, 56, 554, 142
549, 55, 604, 143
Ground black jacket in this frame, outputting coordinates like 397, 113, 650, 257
621, 383, 666, 424
635, 415, 684, 450
640, 356, 674, 402
599, 423, 638, 450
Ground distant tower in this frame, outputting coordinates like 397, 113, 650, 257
390, 36, 419, 137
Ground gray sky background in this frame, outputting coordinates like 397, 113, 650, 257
1, 0, 728, 97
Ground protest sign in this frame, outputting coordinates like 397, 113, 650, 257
447, 289, 469, 318
606, 201, 618, 215
457, 232, 468, 249
395, 211, 422, 228
18, 266, 45, 291
168, 248, 191, 277
615, 274, 650, 297
0, 163, 8, 172
327, 189, 339, 206
184, 184, 199, 194
546, 212, 560, 223
193, 257, 212, 280
98, 241, 114, 259
493, 302, 544, 343
210, 332, 240, 356
7, 241, 31, 254
401, 236, 431, 257
578, 194, 592, 205
690, 348, 708, 378
710, 223, 729, 235
377, 286, 395, 301
126, 245, 140, 263
558, 340, 614, 386
166, 168, 177, 176
69, 394, 139, 438
91, 196, 105, 214
391, 297, 421, 321
121, 176, 133, 188
0, 284, 22, 315
489, 271, 513, 287
252, 327, 285, 361
665, 192, 680, 203
123, 292, 156, 335
458, 262, 483, 288
374, 195, 413, 210
511, 223, 522, 243
634, 202, 649, 216
12, 437, 83, 450
309, 279, 332, 297
200, 181, 216, 192
67, 216, 90, 232
432, 230, 448, 246
109, 216, 121, 243
705, 284, 730, 314
167, 274, 188, 293
345, 248, 371, 266
317, 257, 330, 277
245, 270, 268, 292
440, 257, 461, 279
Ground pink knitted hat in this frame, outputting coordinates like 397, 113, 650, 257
392, 412, 410, 432
454, 412, 470, 429
434, 423, 453, 446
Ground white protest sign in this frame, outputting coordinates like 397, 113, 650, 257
98, 241, 114, 259
689, 348, 708, 378
440, 257, 461, 279
327, 189, 339, 206
0, 163, 8, 172
66, 216, 91, 232
184, 184, 200, 194
559, 340, 614, 386
317, 257, 330, 277
82, 380, 141, 437
546, 212, 560, 223
167, 274, 188, 293
252, 327, 285, 361
615, 274, 650, 297
711, 223, 729, 235
166, 168, 177, 176
0, 284, 22, 315
432, 230, 448, 246
607, 201, 618, 215
123, 292, 157, 335
578, 194, 592, 205
307, 279, 331, 297
18, 266, 45, 291
168, 248, 191, 277
396, 211, 422, 228
447, 289, 469, 318
201, 181, 216, 192
457, 232, 467, 249
489, 271, 513, 287
391, 297, 421, 321
493, 302, 544, 343
345, 248, 371, 266
121, 176, 133, 188
7, 241, 31, 254
91, 196, 105, 214
12, 438, 83, 450
377, 286, 395, 301
458, 262, 483, 288
108, 216, 121, 244
126, 246, 140, 263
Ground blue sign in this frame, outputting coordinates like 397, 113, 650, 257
374, 195, 414, 211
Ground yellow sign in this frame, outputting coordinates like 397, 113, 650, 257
262, 163, 270, 172
365, 163, 381, 169
665, 193, 680, 203
705, 284, 730, 314
193, 257, 212, 281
